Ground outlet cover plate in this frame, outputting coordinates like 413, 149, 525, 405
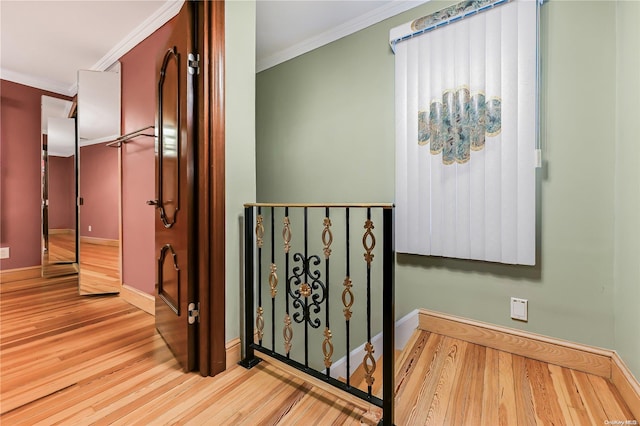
0, 247, 9, 259
511, 297, 528, 321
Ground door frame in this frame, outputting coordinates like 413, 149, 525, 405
195, 0, 226, 377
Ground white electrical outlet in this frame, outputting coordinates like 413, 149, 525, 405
88, 225, 92, 232
511, 297, 528, 321
0, 247, 9, 259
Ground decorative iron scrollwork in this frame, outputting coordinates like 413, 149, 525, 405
342, 276, 354, 320
363, 342, 376, 386
322, 217, 333, 258
322, 327, 334, 368
282, 216, 291, 253
283, 314, 293, 354
255, 215, 264, 248
256, 306, 264, 342
287, 253, 325, 328
269, 263, 278, 298
363, 219, 376, 266
300, 282, 311, 298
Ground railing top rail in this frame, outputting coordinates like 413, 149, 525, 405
244, 202, 394, 209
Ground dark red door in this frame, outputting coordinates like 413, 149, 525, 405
154, 1, 197, 372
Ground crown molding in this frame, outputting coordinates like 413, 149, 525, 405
0, 68, 74, 96
256, 0, 428, 72
90, 0, 184, 73
1, 1, 183, 96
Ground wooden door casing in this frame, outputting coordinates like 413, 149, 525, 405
195, 0, 226, 377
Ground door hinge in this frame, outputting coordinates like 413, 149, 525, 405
188, 302, 200, 324
188, 53, 200, 75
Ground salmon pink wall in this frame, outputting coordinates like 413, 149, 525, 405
79, 144, 119, 240
0, 80, 71, 270
120, 18, 176, 294
48, 155, 75, 230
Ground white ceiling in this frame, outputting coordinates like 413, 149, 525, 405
256, 0, 426, 72
0, 0, 426, 96
0, 0, 183, 96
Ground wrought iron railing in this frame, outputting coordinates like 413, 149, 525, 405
239, 203, 394, 425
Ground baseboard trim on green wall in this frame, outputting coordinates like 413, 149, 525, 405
418, 308, 640, 417
418, 308, 612, 377
611, 352, 640, 421
226, 338, 241, 370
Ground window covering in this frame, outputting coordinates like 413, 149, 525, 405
393, 0, 538, 265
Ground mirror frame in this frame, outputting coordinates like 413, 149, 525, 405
41, 96, 79, 278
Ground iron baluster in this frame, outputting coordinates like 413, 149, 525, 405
238, 206, 260, 369
304, 207, 309, 367
364, 207, 374, 396
323, 207, 332, 376
256, 206, 263, 345
345, 207, 351, 387
381, 207, 395, 426
271, 207, 276, 352
283, 207, 292, 357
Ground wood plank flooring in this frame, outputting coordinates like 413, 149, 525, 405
0, 277, 376, 425
45, 232, 76, 264
78, 239, 120, 294
44, 232, 121, 294
1, 276, 636, 425
394, 330, 636, 425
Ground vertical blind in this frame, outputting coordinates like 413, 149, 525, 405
393, 0, 538, 265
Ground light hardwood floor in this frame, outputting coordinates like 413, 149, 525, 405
78, 238, 120, 294
1, 276, 636, 425
44, 232, 121, 293
45, 231, 76, 264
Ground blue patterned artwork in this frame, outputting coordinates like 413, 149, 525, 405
429, 101, 445, 154
418, 110, 430, 145
486, 97, 502, 136
411, 0, 501, 32
442, 90, 455, 164
469, 93, 487, 150
455, 87, 471, 164
418, 87, 501, 164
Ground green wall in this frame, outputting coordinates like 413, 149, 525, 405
614, 0, 640, 379
226, 0, 256, 342
256, 0, 639, 379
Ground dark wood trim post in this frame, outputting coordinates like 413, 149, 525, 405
196, 0, 226, 377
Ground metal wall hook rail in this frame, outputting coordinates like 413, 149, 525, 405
105, 125, 155, 147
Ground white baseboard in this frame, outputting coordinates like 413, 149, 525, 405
328, 309, 419, 379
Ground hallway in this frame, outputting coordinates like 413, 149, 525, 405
1, 276, 635, 424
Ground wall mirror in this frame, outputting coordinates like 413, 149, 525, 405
41, 96, 78, 278
77, 66, 122, 295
